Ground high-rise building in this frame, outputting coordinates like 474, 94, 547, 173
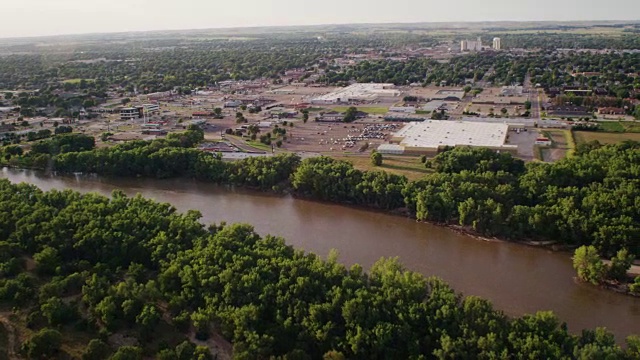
493, 37, 501, 50
461, 38, 483, 52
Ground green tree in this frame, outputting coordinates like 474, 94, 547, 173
136, 304, 161, 340
83, 339, 111, 360
109, 346, 142, 360
607, 248, 634, 282
40, 297, 77, 326
370, 151, 383, 166
33, 247, 60, 275
343, 107, 358, 123
573, 246, 606, 285
524, 100, 532, 110
22, 328, 62, 359
630, 277, 640, 294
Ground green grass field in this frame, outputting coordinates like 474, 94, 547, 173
61, 78, 94, 84
596, 121, 626, 132
332, 106, 389, 115
574, 131, 640, 145
621, 122, 640, 133
333, 155, 432, 180
595, 121, 640, 133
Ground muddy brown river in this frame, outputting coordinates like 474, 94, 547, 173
2, 167, 639, 341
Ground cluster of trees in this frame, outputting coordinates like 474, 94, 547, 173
573, 245, 640, 295
1, 180, 639, 359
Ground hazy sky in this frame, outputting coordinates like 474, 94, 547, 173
2, 0, 639, 38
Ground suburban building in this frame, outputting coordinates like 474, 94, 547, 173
120, 106, 143, 120
535, 137, 552, 146
385, 120, 518, 156
598, 107, 625, 115
143, 104, 160, 113
547, 105, 591, 117
224, 100, 242, 108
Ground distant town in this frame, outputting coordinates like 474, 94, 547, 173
1, 21, 638, 171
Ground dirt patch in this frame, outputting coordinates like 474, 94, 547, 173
188, 330, 232, 360
0, 314, 18, 360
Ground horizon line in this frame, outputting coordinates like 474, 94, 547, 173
1, 18, 639, 41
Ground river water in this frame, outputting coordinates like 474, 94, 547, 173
2, 167, 639, 341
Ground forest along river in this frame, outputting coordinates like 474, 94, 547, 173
2, 168, 640, 341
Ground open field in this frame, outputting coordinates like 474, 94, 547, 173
574, 131, 640, 145
333, 154, 432, 180
61, 78, 94, 84
540, 129, 574, 161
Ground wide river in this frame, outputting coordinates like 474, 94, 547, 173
2, 167, 639, 341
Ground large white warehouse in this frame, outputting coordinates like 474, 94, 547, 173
380, 120, 518, 155
311, 83, 400, 104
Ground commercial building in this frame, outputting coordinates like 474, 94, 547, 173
493, 37, 502, 50
384, 120, 517, 156
421, 100, 447, 112
310, 83, 400, 105
389, 106, 416, 114
501, 86, 523, 96
316, 111, 344, 122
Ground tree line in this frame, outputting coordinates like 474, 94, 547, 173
2, 134, 639, 257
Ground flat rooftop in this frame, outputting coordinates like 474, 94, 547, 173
393, 120, 515, 149
311, 83, 399, 102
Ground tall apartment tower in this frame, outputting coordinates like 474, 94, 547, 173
460, 40, 468, 51
493, 37, 501, 50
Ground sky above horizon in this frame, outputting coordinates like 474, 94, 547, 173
2, 0, 639, 38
